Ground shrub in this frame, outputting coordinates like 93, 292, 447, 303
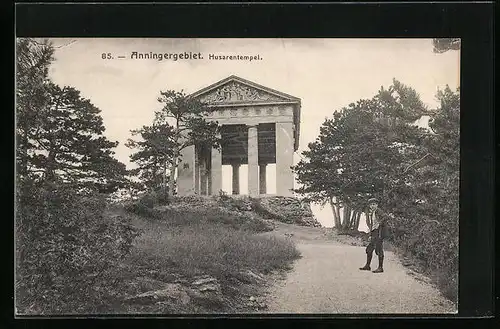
249, 197, 277, 219
156, 188, 170, 205
388, 211, 458, 304
139, 191, 157, 208
218, 189, 230, 201
124, 190, 161, 218
15, 180, 140, 314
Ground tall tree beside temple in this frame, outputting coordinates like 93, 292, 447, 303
294, 80, 429, 229
294, 99, 403, 230
127, 90, 221, 195
126, 123, 176, 191
23, 81, 128, 192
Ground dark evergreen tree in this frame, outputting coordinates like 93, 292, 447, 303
127, 90, 221, 195
16, 38, 54, 181
294, 80, 429, 229
16, 38, 128, 193
126, 124, 176, 191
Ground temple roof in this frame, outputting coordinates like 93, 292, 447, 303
190, 75, 301, 151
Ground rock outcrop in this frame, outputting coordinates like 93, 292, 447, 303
170, 194, 322, 228
124, 283, 191, 305
124, 274, 227, 311
122, 271, 273, 313
258, 196, 322, 227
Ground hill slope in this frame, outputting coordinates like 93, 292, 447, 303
101, 194, 318, 314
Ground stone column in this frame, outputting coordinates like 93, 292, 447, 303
259, 163, 267, 195
276, 122, 294, 197
231, 162, 240, 195
247, 124, 259, 196
211, 138, 222, 195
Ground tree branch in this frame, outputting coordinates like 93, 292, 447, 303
402, 153, 433, 174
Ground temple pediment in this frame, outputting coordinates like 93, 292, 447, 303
190, 75, 301, 152
191, 75, 300, 106
178, 75, 301, 197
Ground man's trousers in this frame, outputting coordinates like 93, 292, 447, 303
366, 228, 384, 257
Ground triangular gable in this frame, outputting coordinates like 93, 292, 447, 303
190, 75, 300, 105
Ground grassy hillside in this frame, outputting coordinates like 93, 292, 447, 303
16, 187, 312, 314
95, 194, 302, 314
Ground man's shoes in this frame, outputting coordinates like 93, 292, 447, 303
360, 253, 373, 271
372, 267, 384, 273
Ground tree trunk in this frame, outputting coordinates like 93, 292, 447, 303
18, 101, 33, 181
168, 156, 177, 196
162, 162, 168, 196
19, 125, 28, 180
44, 149, 56, 182
349, 210, 356, 230
352, 211, 361, 231
329, 196, 341, 228
168, 120, 181, 196
349, 210, 358, 230
342, 205, 352, 230
335, 199, 341, 222
334, 205, 341, 228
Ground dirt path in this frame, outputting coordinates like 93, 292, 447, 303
260, 222, 456, 314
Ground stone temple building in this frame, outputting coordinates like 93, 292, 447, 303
176, 75, 301, 197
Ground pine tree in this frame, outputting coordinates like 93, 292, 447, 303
27, 82, 128, 192
294, 80, 429, 229
126, 123, 176, 191
16, 38, 128, 193
127, 90, 221, 195
16, 38, 54, 181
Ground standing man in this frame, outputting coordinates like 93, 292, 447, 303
359, 198, 389, 273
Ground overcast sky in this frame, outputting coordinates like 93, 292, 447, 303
47, 38, 460, 227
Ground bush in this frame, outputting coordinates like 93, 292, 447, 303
124, 191, 160, 218
15, 180, 140, 314
388, 211, 458, 304
139, 191, 157, 208
249, 197, 277, 219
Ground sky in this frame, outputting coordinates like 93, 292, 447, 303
46, 38, 460, 228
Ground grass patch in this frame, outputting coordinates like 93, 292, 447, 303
130, 219, 300, 279
115, 200, 301, 313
